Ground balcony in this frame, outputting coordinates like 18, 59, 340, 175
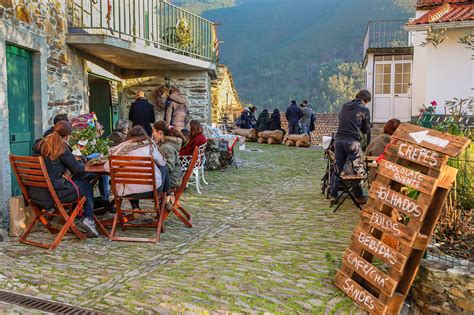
363, 20, 412, 57
67, 0, 218, 78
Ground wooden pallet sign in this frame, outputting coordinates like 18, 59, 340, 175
334, 123, 470, 314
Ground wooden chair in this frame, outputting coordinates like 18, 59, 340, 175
9, 155, 86, 250
364, 155, 379, 188
180, 143, 207, 194
164, 147, 199, 228
108, 155, 166, 243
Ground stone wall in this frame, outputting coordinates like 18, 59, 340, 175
121, 71, 212, 126
410, 260, 473, 314
280, 113, 339, 145
211, 65, 242, 124
0, 0, 88, 227
0, 0, 88, 125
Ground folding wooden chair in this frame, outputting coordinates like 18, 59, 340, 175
163, 147, 199, 228
108, 155, 166, 243
326, 151, 365, 213
9, 155, 86, 250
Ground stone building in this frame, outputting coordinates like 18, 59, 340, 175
0, 0, 218, 228
211, 65, 243, 124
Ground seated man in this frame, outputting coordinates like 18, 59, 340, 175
108, 119, 130, 147
330, 90, 372, 206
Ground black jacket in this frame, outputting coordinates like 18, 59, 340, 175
285, 103, 303, 124
335, 99, 371, 141
269, 111, 281, 130
256, 111, 271, 132
29, 142, 86, 209
129, 98, 156, 136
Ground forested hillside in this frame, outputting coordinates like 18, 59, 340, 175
181, 0, 416, 112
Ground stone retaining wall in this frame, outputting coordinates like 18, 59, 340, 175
410, 260, 473, 314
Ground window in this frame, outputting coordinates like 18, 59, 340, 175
394, 63, 411, 94
375, 63, 391, 94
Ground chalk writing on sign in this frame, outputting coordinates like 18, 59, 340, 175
370, 211, 401, 236
397, 143, 439, 167
358, 231, 397, 265
409, 130, 449, 148
342, 278, 375, 310
347, 252, 389, 288
376, 186, 421, 217
384, 162, 424, 189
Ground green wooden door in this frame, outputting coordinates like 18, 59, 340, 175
89, 79, 113, 136
7, 45, 33, 196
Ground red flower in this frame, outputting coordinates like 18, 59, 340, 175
430, 100, 437, 107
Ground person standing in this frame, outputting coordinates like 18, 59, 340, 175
330, 90, 372, 206
165, 88, 190, 132
128, 91, 156, 136
300, 100, 313, 135
249, 106, 258, 128
285, 100, 302, 134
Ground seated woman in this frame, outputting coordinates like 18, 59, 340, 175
179, 120, 207, 156
269, 109, 282, 131
365, 118, 401, 182
152, 121, 184, 189
256, 109, 271, 133
32, 121, 98, 237
104, 126, 169, 213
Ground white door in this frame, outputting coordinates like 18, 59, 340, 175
373, 55, 412, 122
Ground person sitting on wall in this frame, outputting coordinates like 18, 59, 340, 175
179, 120, 207, 156
165, 87, 190, 132
108, 119, 130, 147
330, 90, 372, 206
269, 109, 282, 131
104, 126, 169, 220
365, 118, 401, 182
43, 114, 69, 138
256, 109, 271, 133
31, 121, 99, 237
129, 91, 156, 136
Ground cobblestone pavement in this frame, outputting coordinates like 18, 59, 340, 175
0, 143, 363, 314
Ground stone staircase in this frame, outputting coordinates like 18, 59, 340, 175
370, 123, 385, 141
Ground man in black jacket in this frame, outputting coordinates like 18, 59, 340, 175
330, 90, 371, 206
285, 100, 302, 134
128, 91, 156, 136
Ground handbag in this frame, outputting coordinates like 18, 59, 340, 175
9, 196, 35, 237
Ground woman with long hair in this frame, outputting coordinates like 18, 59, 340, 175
256, 109, 271, 133
179, 120, 207, 156
269, 109, 282, 131
152, 121, 184, 190
104, 126, 169, 213
32, 121, 98, 237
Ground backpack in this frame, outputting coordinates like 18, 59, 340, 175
235, 117, 243, 127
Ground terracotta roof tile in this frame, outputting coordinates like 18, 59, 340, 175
417, 0, 472, 10
409, 3, 473, 25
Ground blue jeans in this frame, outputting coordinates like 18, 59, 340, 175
301, 123, 310, 135
73, 179, 94, 219
99, 175, 110, 199
330, 138, 364, 198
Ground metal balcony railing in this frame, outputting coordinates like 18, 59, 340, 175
363, 20, 411, 53
69, 0, 218, 63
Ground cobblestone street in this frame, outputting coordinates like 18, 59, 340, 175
0, 143, 362, 314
